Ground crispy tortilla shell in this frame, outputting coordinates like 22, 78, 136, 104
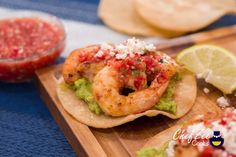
57, 70, 197, 128
136, 0, 236, 32
98, 0, 184, 37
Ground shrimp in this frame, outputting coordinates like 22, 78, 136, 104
93, 66, 169, 117
62, 45, 106, 84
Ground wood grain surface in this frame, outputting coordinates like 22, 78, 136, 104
36, 25, 236, 157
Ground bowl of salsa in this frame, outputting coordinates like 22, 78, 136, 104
0, 10, 66, 82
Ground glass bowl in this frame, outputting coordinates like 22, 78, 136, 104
0, 10, 66, 82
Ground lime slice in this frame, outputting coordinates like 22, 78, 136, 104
176, 44, 236, 94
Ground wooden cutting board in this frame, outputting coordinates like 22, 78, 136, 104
35, 25, 236, 157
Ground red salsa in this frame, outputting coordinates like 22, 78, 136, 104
108, 54, 166, 90
0, 17, 65, 82
78, 45, 114, 63
78, 46, 171, 90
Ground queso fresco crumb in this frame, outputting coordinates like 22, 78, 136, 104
203, 88, 210, 93
217, 96, 230, 108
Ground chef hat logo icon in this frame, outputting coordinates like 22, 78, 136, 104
209, 131, 224, 147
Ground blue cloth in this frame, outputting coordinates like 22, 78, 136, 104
0, 0, 235, 156
0, 0, 101, 24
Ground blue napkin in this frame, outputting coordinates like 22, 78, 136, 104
0, 81, 75, 156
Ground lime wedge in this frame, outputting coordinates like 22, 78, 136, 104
176, 44, 236, 94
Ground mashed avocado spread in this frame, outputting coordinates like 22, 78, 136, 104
62, 73, 181, 115
73, 78, 102, 115
155, 74, 181, 114
136, 142, 169, 157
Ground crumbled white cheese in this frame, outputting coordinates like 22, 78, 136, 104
100, 42, 113, 50
224, 124, 236, 155
116, 44, 127, 52
203, 88, 210, 94
187, 122, 205, 135
211, 121, 228, 139
95, 42, 117, 57
217, 96, 230, 108
115, 37, 156, 60
96, 38, 157, 60
166, 140, 176, 157
109, 51, 116, 57
161, 54, 171, 64
145, 43, 156, 52
159, 53, 178, 66
94, 50, 104, 57
116, 53, 127, 60
186, 122, 212, 138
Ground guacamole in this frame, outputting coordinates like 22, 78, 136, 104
62, 73, 181, 115
155, 74, 182, 114
137, 142, 169, 157
73, 78, 102, 115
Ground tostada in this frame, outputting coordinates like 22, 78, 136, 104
57, 38, 197, 128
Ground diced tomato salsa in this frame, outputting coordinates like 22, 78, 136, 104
78, 45, 115, 63
134, 76, 146, 90
78, 47, 171, 90
0, 17, 65, 82
108, 54, 164, 89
